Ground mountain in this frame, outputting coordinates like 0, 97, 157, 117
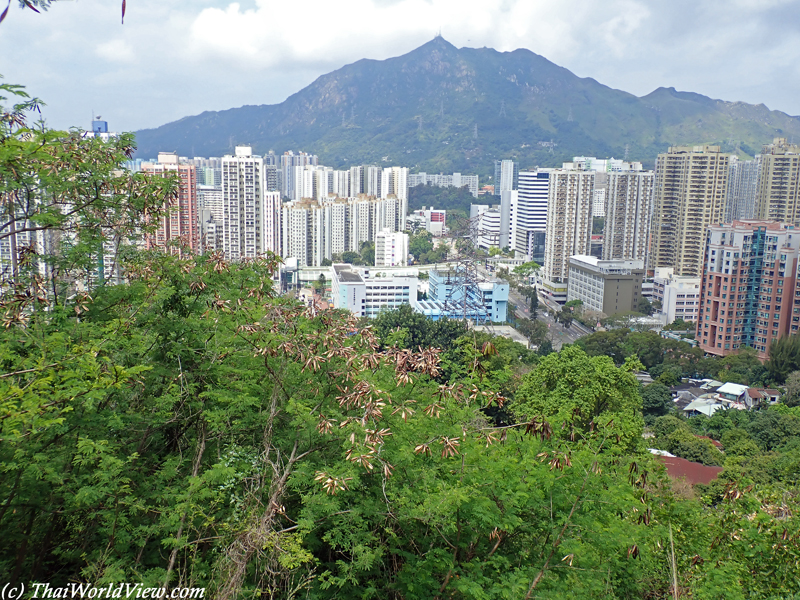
134, 37, 800, 174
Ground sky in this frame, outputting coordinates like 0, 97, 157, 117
1, 0, 799, 133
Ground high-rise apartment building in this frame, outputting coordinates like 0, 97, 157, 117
280, 151, 317, 199
281, 195, 406, 267
651, 145, 730, 277
141, 152, 199, 255
755, 138, 800, 227
222, 146, 282, 261
407, 172, 480, 197
381, 167, 408, 201
697, 220, 800, 360
542, 169, 595, 287
725, 155, 761, 222
602, 171, 654, 264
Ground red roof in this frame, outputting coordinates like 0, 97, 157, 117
658, 456, 723, 485
695, 435, 724, 449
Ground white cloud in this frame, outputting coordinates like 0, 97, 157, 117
95, 39, 136, 63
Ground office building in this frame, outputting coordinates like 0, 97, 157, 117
566, 255, 644, 317
602, 170, 654, 263
331, 264, 418, 319
375, 229, 409, 267
472, 205, 502, 249
494, 160, 518, 196
651, 145, 731, 277
408, 207, 446, 236
141, 152, 199, 255
697, 220, 800, 360
755, 138, 800, 227
542, 168, 595, 300
515, 170, 551, 262
652, 267, 701, 325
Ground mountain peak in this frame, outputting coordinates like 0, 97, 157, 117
134, 41, 800, 168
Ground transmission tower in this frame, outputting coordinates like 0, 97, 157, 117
499, 100, 506, 117
623, 144, 629, 162
439, 101, 444, 119
567, 107, 573, 122
417, 116, 423, 132
473, 124, 478, 139
438, 213, 502, 328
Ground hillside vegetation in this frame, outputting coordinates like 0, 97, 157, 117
135, 37, 800, 174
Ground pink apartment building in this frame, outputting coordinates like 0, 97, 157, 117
697, 220, 800, 360
142, 153, 199, 255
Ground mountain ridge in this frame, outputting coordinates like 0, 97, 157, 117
134, 37, 800, 173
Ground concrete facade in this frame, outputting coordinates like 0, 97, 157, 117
756, 138, 800, 227
566, 255, 644, 317
651, 145, 731, 277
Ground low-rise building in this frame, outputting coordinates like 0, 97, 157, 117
566, 255, 644, 317
652, 267, 701, 324
427, 268, 509, 323
331, 264, 417, 319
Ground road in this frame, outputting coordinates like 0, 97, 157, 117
507, 288, 591, 351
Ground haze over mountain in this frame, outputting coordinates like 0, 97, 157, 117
134, 37, 800, 174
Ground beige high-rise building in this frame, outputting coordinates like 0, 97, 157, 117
755, 138, 800, 227
542, 169, 595, 285
651, 145, 730, 277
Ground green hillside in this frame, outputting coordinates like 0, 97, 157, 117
134, 37, 800, 175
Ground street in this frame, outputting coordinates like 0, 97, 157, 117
507, 288, 591, 350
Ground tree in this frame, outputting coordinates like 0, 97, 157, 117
340, 250, 363, 265
766, 335, 800, 383
592, 216, 605, 234
1, 81, 176, 299
409, 230, 434, 261
641, 383, 672, 418
516, 318, 549, 349
359, 240, 375, 265
558, 306, 574, 328
785, 370, 800, 407
515, 346, 645, 452
637, 297, 654, 316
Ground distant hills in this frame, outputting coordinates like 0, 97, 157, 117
134, 36, 800, 175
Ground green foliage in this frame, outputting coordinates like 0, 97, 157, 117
407, 182, 475, 214
662, 318, 696, 331
577, 329, 770, 386
592, 216, 604, 234
5, 80, 800, 600
371, 304, 469, 351
767, 335, 800, 383
641, 383, 672, 418
637, 297, 654, 316
515, 346, 645, 452
515, 318, 549, 349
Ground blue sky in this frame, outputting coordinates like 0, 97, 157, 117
1, 0, 799, 132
